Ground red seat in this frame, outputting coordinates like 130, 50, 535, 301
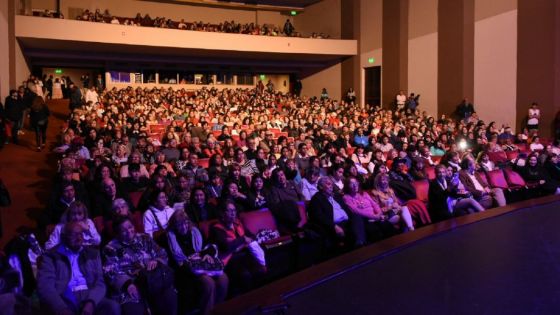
131, 211, 144, 233
488, 151, 508, 163
503, 168, 527, 189
239, 209, 277, 235
425, 166, 436, 180
129, 191, 143, 209
412, 180, 430, 204
506, 151, 519, 161
93, 216, 105, 235
198, 219, 219, 241
297, 201, 308, 228
198, 158, 210, 169
486, 169, 509, 189
476, 171, 489, 187
239, 209, 292, 249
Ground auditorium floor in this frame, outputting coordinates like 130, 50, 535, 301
0, 99, 68, 247
284, 199, 560, 315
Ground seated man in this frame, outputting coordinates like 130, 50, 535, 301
120, 163, 149, 195
459, 158, 506, 209
307, 177, 361, 251
37, 222, 119, 315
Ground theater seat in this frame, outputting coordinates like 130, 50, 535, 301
488, 151, 508, 163
131, 211, 144, 233
198, 219, 219, 241
239, 209, 293, 249
506, 151, 519, 161
412, 180, 430, 204
503, 168, 528, 189
476, 171, 489, 187
198, 158, 210, 169
487, 169, 509, 189
93, 216, 105, 235
129, 191, 143, 209
425, 166, 436, 180
297, 201, 308, 228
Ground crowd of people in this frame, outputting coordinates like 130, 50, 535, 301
2, 75, 560, 314
73, 8, 329, 39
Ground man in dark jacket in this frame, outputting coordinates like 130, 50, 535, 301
4, 90, 25, 144
69, 84, 82, 111
36, 222, 119, 315
307, 177, 363, 251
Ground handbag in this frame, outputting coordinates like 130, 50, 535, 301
137, 262, 175, 295
185, 244, 224, 277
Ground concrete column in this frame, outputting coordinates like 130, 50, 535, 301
437, 0, 474, 117
517, 0, 560, 137
382, 0, 409, 108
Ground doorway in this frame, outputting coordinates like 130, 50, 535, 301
364, 66, 381, 107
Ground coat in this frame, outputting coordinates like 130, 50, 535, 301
37, 246, 106, 314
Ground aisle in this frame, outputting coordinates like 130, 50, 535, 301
0, 99, 69, 247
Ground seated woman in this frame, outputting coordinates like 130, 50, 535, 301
247, 175, 271, 210
226, 163, 250, 195
428, 164, 485, 222
103, 216, 177, 315
221, 181, 250, 212
476, 151, 496, 172
187, 187, 218, 225
166, 210, 228, 315
111, 144, 129, 166
45, 201, 101, 250
518, 153, 560, 195
350, 145, 375, 174
143, 190, 176, 238
369, 174, 415, 232
149, 151, 176, 177
210, 201, 266, 294
529, 136, 545, 152
343, 177, 397, 243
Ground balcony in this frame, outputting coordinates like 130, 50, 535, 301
15, 15, 357, 76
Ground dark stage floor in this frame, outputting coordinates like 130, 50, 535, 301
284, 201, 560, 315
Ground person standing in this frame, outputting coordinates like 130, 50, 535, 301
283, 19, 294, 36
457, 98, 475, 121
69, 83, 82, 111
4, 90, 25, 145
527, 102, 541, 135
29, 95, 50, 151
395, 90, 407, 111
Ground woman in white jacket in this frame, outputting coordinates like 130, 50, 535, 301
143, 190, 176, 237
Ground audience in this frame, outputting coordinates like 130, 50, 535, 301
9, 74, 560, 313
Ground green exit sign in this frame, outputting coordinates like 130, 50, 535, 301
368, 58, 375, 64
55, 69, 63, 74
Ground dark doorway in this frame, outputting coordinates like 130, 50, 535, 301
365, 66, 381, 107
